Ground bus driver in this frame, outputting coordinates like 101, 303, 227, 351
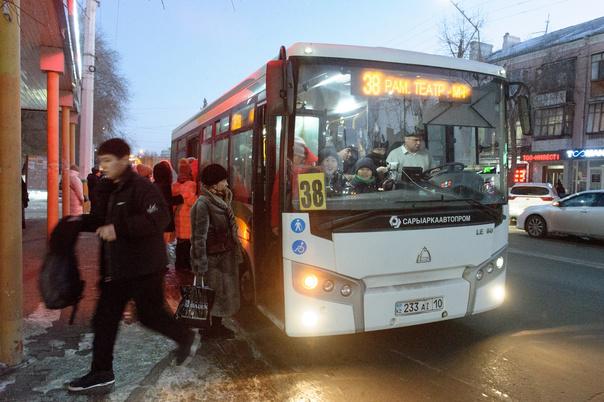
381, 129, 433, 179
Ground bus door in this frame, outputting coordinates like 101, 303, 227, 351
252, 104, 285, 323
187, 135, 200, 160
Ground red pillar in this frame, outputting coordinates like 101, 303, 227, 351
47, 72, 60, 233
60, 92, 73, 218
41, 47, 64, 236
61, 106, 71, 217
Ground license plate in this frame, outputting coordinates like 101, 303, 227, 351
395, 297, 444, 316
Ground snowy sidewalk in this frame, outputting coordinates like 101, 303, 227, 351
0, 218, 278, 402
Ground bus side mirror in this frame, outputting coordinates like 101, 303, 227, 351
517, 95, 532, 136
266, 60, 294, 117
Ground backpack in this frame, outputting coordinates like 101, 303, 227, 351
39, 218, 85, 324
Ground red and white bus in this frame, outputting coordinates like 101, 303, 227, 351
172, 43, 523, 336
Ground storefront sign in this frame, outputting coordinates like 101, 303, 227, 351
565, 148, 604, 159
521, 152, 561, 162
533, 91, 566, 108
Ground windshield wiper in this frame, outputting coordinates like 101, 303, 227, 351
318, 210, 383, 231
446, 197, 503, 223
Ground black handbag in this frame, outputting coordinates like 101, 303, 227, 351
175, 275, 215, 329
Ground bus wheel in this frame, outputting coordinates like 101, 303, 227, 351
239, 265, 254, 305
526, 215, 547, 238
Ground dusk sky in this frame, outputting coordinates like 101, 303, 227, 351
90, 0, 604, 153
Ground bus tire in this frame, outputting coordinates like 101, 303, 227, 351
526, 215, 547, 238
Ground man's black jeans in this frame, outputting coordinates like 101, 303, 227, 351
91, 272, 191, 372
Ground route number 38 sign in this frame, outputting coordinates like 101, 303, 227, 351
297, 173, 326, 210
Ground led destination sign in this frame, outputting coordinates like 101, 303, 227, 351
353, 69, 472, 102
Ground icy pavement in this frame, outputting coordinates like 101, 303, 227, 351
1, 308, 282, 401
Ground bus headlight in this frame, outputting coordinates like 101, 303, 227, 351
323, 280, 334, 292
495, 256, 505, 269
491, 285, 505, 304
486, 263, 494, 274
301, 311, 318, 327
340, 284, 352, 297
303, 274, 319, 290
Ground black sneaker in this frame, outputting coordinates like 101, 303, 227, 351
174, 330, 201, 365
67, 370, 115, 393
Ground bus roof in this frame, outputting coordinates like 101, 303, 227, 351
172, 43, 506, 140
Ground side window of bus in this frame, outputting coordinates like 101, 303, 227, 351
200, 142, 211, 166
219, 117, 229, 134
202, 126, 212, 141
213, 138, 229, 167
177, 138, 187, 160
231, 130, 253, 203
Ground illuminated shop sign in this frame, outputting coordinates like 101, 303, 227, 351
521, 153, 561, 162
513, 165, 527, 183
565, 148, 604, 159
352, 69, 472, 102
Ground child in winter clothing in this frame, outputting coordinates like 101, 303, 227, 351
348, 158, 378, 194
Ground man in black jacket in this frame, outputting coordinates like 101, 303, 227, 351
67, 138, 199, 394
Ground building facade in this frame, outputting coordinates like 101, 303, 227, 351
483, 17, 604, 194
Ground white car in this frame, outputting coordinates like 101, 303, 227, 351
516, 190, 604, 239
508, 182, 559, 219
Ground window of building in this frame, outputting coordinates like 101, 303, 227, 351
534, 106, 573, 137
230, 130, 253, 203
591, 52, 604, 81
587, 102, 604, 134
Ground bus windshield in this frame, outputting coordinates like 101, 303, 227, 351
290, 61, 507, 211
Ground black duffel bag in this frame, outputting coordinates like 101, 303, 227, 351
39, 217, 84, 324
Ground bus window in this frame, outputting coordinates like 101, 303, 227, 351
202, 126, 212, 141
200, 142, 211, 168
218, 117, 229, 134
231, 130, 253, 203
213, 138, 229, 166
295, 115, 320, 157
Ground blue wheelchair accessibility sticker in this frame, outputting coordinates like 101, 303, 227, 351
292, 240, 307, 255
291, 218, 306, 233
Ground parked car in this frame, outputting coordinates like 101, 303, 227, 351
516, 190, 604, 239
508, 182, 559, 219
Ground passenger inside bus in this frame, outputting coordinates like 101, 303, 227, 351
319, 148, 347, 196
348, 157, 378, 194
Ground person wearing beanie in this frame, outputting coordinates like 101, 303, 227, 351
319, 147, 347, 195
348, 157, 378, 194
67, 138, 199, 394
190, 163, 243, 339
172, 159, 197, 271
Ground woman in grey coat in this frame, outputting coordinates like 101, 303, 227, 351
190, 164, 242, 338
